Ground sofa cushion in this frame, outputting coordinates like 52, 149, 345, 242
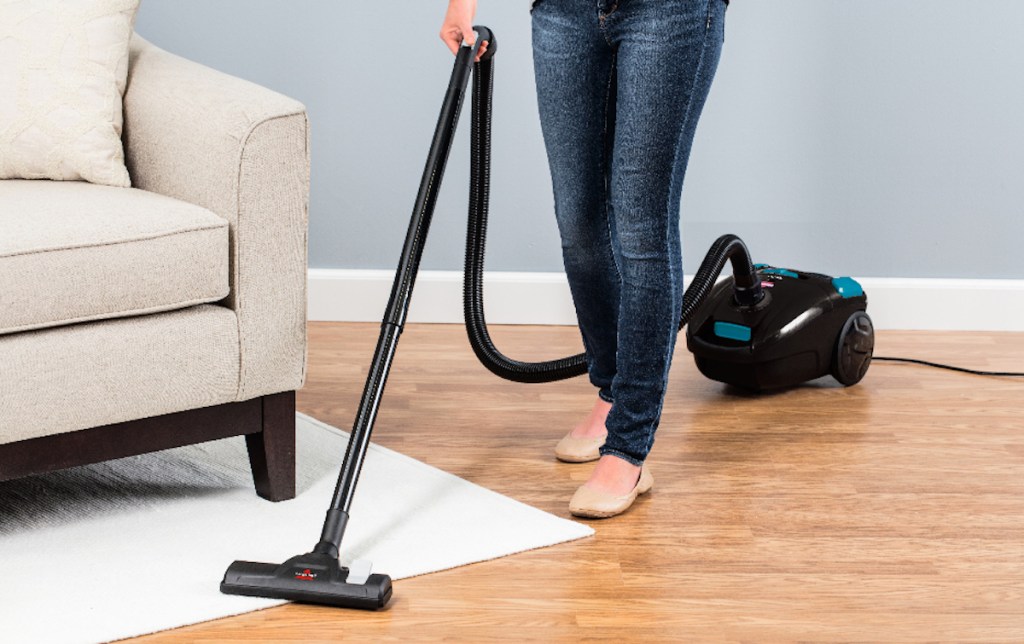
0, 180, 229, 336
0, 304, 240, 443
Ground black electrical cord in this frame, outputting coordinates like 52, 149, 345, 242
872, 356, 1024, 378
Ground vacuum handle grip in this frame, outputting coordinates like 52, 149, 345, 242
466, 25, 496, 62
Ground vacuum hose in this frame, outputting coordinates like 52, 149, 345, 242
462, 36, 764, 383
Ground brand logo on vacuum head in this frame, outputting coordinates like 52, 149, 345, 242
295, 568, 317, 581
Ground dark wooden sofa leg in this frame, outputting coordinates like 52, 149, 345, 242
246, 391, 296, 501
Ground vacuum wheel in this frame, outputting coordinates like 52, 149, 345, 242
832, 311, 874, 386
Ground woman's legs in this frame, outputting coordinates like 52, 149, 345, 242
532, 0, 620, 410
599, 0, 726, 468
533, 0, 726, 488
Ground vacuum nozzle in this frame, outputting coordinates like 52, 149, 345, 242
221, 552, 392, 610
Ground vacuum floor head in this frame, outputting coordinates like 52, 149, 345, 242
221, 552, 392, 610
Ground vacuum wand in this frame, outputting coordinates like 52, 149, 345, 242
317, 26, 495, 556
219, 28, 495, 611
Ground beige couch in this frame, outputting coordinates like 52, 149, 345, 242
0, 36, 309, 501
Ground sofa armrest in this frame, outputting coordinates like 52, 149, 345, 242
123, 35, 308, 400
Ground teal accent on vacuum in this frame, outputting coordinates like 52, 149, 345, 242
713, 321, 753, 342
832, 277, 864, 298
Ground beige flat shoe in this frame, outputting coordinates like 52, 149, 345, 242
569, 466, 654, 519
554, 431, 606, 463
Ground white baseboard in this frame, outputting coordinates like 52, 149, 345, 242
308, 269, 1024, 332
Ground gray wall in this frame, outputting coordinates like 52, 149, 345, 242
135, 1, 1024, 279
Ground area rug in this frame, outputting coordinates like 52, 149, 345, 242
0, 413, 593, 643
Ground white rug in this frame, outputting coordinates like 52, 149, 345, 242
0, 413, 593, 643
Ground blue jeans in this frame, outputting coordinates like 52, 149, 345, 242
531, 0, 726, 466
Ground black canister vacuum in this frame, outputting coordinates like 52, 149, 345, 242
220, 27, 873, 610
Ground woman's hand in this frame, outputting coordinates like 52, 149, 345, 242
440, 0, 489, 61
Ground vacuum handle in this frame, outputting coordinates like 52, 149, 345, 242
380, 25, 493, 330
468, 25, 496, 62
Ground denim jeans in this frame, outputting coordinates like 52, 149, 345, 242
531, 0, 726, 466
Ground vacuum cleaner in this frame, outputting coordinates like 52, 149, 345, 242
221, 26, 873, 610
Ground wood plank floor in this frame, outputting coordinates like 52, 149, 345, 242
137, 323, 1024, 642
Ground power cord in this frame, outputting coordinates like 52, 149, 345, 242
873, 356, 1024, 378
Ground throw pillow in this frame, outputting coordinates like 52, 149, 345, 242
0, 0, 140, 187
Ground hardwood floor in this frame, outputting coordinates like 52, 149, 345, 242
137, 323, 1024, 642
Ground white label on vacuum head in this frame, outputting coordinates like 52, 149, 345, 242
347, 559, 373, 585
